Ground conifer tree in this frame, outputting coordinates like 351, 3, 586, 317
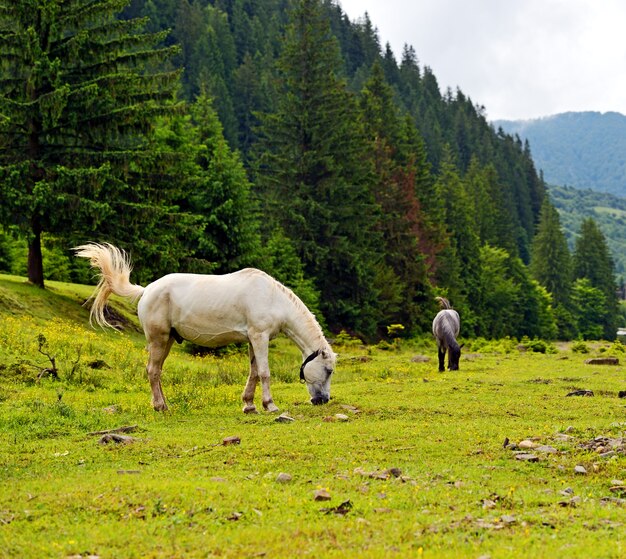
0, 0, 181, 286
253, 0, 382, 336
186, 94, 261, 272
571, 278, 606, 340
572, 218, 618, 338
432, 146, 482, 333
530, 198, 575, 337
359, 62, 435, 333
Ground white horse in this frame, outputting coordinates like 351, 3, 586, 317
74, 243, 336, 413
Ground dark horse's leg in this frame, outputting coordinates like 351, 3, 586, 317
438, 347, 446, 372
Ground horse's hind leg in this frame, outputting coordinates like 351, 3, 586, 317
146, 334, 174, 411
242, 344, 260, 414
248, 330, 279, 413
438, 347, 446, 372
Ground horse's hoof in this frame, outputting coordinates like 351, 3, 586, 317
243, 405, 259, 414
264, 402, 280, 413
153, 402, 168, 412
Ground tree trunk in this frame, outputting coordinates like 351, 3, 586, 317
28, 221, 44, 288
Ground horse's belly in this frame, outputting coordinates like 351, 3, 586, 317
174, 323, 249, 347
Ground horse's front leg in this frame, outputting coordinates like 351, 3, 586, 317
437, 347, 446, 372
146, 334, 174, 411
242, 344, 260, 414
248, 330, 279, 413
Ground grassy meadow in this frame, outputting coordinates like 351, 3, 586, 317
2, 274, 626, 558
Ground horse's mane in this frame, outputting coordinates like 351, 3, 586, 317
248, 269, 328, 348
436, 296, 452, 310
277, 279, 328, 343
238, 268, 327, 344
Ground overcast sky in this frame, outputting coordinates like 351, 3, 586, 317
338, 0, 626, 121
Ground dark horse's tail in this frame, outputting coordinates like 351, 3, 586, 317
435, 296, 452, 310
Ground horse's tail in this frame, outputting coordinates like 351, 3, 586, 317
435, 296, 452, 310
74, 243, 145, 329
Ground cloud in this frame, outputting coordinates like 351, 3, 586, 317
338, 0, 626, 120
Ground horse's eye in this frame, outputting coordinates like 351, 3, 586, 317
325, 367, 333, 377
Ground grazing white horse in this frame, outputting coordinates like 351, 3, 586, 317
432, 297, 461, 372
74, 243, 335, 413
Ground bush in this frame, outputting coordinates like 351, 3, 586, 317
333, 330, 363, 347
571, 340, 589, 353
520, 337, 556, 354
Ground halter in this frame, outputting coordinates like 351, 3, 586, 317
299, 349, 321, 383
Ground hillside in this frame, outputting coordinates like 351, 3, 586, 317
494, 112, 626, 196
548, 184, 626, 277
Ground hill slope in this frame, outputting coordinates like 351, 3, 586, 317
494, 112, 626, 196
548, 184, 626, 276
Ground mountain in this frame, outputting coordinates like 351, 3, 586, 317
549, 183, 626, 276
494, 112, 626, 197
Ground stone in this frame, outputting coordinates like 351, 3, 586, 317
584, 357, 619, 366
340, 404, 361, 414
515, 453, 539, 462
314, 489, 331, 501
574, 465, 587, 474
276, 473, 292, 483
275, 413, 295, 423
410, 355, 430, 363
535, 445, 558, 453
99, 433, 134, 445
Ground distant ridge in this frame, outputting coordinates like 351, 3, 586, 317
494, 111, 626, 197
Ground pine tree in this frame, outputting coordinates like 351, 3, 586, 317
572, 218, 619, 338
359, 62, 435, 333
187, 94, 261, 272
0, 0, 181, 286
253, 0, 382, 336
432, 146, 482, 334
530, 198, 575, 337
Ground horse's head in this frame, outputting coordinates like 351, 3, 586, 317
448, 342, 462, 371
300, 348, 336, 405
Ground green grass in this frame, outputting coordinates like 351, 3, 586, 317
2, 274, 626, 557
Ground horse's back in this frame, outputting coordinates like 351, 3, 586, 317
432, 309, 460, 337
137, 269, 286, 344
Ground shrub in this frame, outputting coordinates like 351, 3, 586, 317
571, 340, 589, 353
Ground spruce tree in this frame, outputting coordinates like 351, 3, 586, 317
572, 218, 619, 338
530, 198, 575, 338
253, 0, 382, 336
186, 94, 261, 272
0, 0, 180, 286
359, 62, 435, 334
432, 146, 482, 334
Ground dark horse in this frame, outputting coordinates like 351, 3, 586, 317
432, 297, 461, 371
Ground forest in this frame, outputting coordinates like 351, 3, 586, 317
496, 111, 626, 197
0, 0, 621, 341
